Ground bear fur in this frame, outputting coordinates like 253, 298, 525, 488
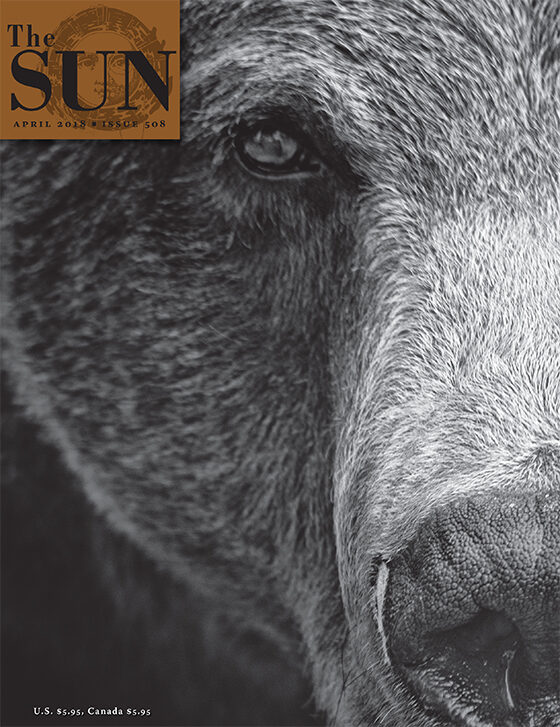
2, 1, 559, 725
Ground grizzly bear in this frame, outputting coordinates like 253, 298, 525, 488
2, 1, 559, 725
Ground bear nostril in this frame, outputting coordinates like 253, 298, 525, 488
408, 608, 559, 718
427, 610, 521, 709
432, 609, 517, 657
391, 603, 559, 724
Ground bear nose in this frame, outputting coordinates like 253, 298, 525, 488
385, 494, 560, 725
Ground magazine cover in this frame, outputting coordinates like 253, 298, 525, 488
1, 1, 559, 726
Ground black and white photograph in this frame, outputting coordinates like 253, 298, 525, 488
1, 1, 559, 726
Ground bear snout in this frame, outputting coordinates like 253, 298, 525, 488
385, 494, 560, 726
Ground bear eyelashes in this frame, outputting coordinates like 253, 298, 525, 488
234, 120, 324, 179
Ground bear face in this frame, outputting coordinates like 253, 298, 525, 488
2, 1, 559, 725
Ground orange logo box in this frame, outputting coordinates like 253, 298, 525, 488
1, 0, 180, 139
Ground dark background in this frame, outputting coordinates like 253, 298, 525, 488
1, 374, 320, 727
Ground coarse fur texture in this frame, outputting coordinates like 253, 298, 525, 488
1, 1, 559, 726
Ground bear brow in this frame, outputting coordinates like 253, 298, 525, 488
181, 46, 371, 164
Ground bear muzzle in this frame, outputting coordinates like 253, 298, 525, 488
384, 493, 560, 726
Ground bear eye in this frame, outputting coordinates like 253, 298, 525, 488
234, 122, 323, 178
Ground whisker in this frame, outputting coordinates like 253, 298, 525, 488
376, 561, 391, 667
